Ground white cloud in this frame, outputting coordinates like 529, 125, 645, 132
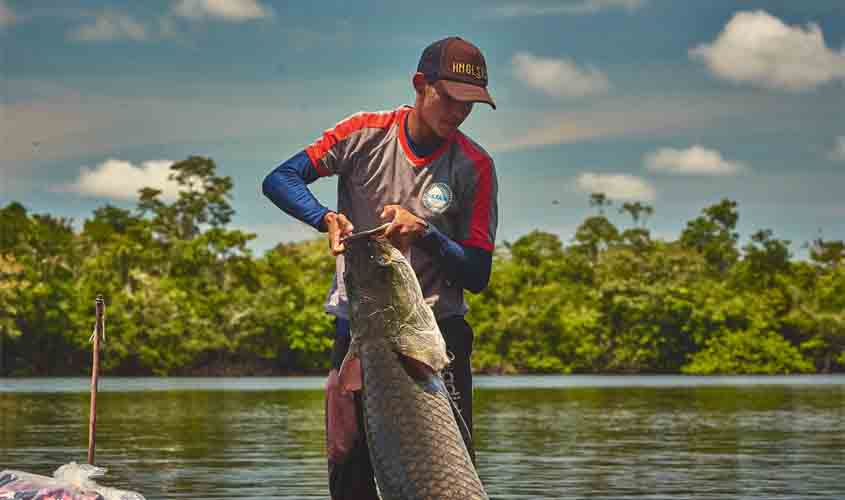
493, 0, 646, 17
575, 173, 656, 201
59, 159, 180, 201
644, 145, 748, 176
829, 136, 845, 162
69, 11, 148, 42
0, 0, 16, 27
690, 10, 845, 91
512, 52, 611, 98
173, 0, 272, 22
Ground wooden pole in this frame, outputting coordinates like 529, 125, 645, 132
88, 295, 104, 465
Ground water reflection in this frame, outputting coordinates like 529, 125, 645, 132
474, 386, 844, 499
2, 378, 843, 499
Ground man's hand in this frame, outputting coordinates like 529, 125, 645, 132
324, 212, 354, 255
381, 205, 428, 253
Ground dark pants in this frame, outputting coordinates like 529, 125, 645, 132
328, 316, 475, 500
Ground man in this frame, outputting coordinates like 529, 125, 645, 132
262, 36, 498, 500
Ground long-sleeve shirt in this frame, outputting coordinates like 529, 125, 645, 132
263, 106, 497, 318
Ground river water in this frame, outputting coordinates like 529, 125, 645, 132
2, 376, 843, 499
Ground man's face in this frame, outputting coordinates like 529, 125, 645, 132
418, 81, 474, 139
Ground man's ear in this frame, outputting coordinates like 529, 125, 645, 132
412, 72, 427, 96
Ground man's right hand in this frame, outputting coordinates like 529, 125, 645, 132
323, 212, 354, 255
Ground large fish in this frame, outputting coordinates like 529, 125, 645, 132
339, 235, 488, 500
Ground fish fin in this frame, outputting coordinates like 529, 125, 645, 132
325, 369, 360, 463
338, 344, 363, 393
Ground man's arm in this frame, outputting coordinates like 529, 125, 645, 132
416, 225, 492, 294
262, 150, 354, 253
262, 150, 330, 231
380, 205, 492, 293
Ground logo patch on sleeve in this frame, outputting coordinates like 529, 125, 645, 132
422, 182, 453, 213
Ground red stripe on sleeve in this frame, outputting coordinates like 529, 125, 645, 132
305, 147, 331, 177
456, 133, 494, 252
305, 110, 398, 176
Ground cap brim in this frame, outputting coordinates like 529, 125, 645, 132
439, 80, 496, 110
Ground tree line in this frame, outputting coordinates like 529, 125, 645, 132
1, 157, 843, 376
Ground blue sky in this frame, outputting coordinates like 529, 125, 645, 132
1, 0, 844, 255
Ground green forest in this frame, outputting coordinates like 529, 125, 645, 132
1, 157, 843, 376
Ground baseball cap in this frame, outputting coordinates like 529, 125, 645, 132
417, 37, 496, 110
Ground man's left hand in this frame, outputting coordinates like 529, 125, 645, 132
380, 205, 428, 252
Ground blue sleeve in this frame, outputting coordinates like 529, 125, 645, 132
262, 150, 331, 231
415, 225, 493, 294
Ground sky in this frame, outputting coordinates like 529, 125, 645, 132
1, 0, 844, 256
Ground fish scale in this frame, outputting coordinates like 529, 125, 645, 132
360, 340, 487, 500
343, 236, 488, 500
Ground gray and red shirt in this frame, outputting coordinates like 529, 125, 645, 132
305, 105, 498, 319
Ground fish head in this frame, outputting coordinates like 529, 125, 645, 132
343, 236, 411, 332
343, 235, 451, 373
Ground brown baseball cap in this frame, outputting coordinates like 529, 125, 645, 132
417, 37, 496, 110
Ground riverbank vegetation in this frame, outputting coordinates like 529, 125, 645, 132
1, 157, 843, 376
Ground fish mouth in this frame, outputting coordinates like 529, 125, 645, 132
343, 237, 400, 294
340, 223, 411, 267
346, 236, 404, 263
341, 222, 391, 244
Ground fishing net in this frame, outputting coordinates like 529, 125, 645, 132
0, 462, 145, 500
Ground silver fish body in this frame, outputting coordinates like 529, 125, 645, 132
342, 237, 488, 500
